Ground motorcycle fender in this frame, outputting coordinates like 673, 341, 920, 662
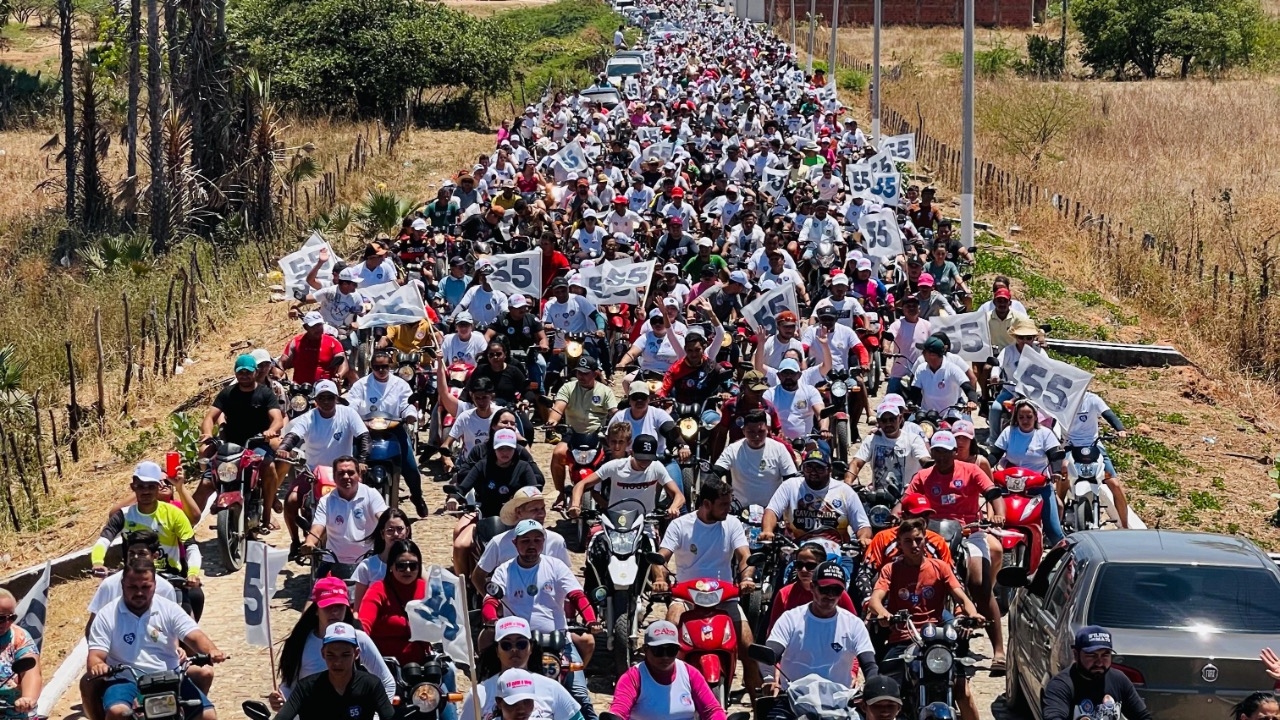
694, 653, 723, 684
608, 556, 638, 588
1073, 479, 1098, 498
214, 491, 243, 511
833, 411, 848, 422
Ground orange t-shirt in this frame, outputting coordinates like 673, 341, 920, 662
864, 527, 953, 570
874, 557, 964, 645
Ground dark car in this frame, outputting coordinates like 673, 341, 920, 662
1002, 529, 1280, 720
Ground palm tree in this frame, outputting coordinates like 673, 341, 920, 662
0, 345, 33, 430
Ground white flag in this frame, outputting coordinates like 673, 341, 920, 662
486, 249, 543, 299
761, 167, 790, 198
244, 541, 289, 648
552, 139, 589, 184
1011, 349, 1094, 431
741, 283, 798, 335
16, 562, 50, 651
882, 133, 917, 163
869, 172, 902, 207
580, 258, 656, 305
858, 209, 904, 262
928, 311, 992, 363
358, 281, 428, 329
278, 232, 335, 300
406, 565, 471, 668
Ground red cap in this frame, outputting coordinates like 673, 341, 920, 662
671, 187, 685, 198
612, 196, 628, 204
994, 287, 1012, 300
901, 492, 936, 517
777, 310, 798, 324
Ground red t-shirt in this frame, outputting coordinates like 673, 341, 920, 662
904, 460, 995, 524
284, 332, 344, 384
542, 250, 571, 293
874, 557, 963, 644
765, 580, 856, 635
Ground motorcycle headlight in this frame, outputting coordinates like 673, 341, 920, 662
411, 683, 441, 713
925, 646, 954, 675
289, 394, 309, 413
1006, 475, 1026, 493
831, 381, 847, 397
572, 449, 596, 465
610, 530, 640, 555
397, 365, 416, 381
217, 461, 238, 483
566, 340, 584, 358
143, 695, 178, 719
680, 417, 698, 439
368, 417, 389, 431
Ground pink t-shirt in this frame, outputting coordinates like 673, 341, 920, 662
887, 317, 932, 379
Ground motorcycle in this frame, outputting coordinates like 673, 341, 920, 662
603, 303, 634, 367
582, 500, 663, 675
396, 352, 430, 410
819, 369, 858, 463
1063, 437, 1123, 533
672, 397, 724, 500
747, 646, 861, 720
888, 610, 984, 720
562, 429, 606, 548
990, 466, 1049, 614
206, 434, 269, 572
805, 236, 845, 294
854, 306, 892, 397
427, 360, 475, 454
284, 381, 313, 420
384, 654, 464, 719
363, 410, 404, 509
104, 655, 215, 720
486, 584, 587, 694
662, 573, 740, 708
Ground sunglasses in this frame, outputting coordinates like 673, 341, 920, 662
794, 561, 819, 572
373, 365, 391, 371
647, 644, 680, 658
630, 395, 649, 402
816, 584, 844, 596
489, 352, 506, 358
499, 640, 530, 652
0, 614, 16, 623
395, 561, 421, 571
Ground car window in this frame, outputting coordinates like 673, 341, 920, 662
1042, 552, 1078, 619
1089, 563, 1280, 632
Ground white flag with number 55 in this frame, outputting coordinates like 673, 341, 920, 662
486, 249, 542, 299
580, 258, 656, 305
882, 133, 917, 162
741, 283, 798, 336
858, 209, 903, 263
928, 311, 991, 363
1010, 349, 1093, 431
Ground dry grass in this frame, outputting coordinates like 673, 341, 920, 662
442, 0, 555, 17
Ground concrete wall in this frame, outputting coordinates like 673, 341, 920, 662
772, 0, 1043, 28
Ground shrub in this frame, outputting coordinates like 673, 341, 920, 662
942, 37, 1021, 78
837, 68, 868, 92
1021, 34, 1065, 79
0, 63, 57, 128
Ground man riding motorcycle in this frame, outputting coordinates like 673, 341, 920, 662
346, 350, 427, 518
280, 312, 348, 385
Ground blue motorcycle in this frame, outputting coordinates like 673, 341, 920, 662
363, 409, 403, 509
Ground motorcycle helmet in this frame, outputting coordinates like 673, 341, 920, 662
919, 702, 955, 719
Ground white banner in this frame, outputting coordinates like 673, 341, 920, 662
741, 282, 798, 336
866, 149, 895, 175
624, 77, 641, 100
580, 258, 656, 305
358, 281, 428, 329
761, 167, 790, 198
552, 139, 590, 183
928, 311, 992, 363
243, 541, 289, 648
845, 163, 873, 193
652, 140, 678, 162
858, 209, 904, 262
278, 232, 335, 300
16, 561, 50, 651
406, 565, 471, 668
869, 172, 901, 207
636, 126, 661, 144
1011, 348, 1093, 431
882, 133, 917, 163
485, 249, 542, 299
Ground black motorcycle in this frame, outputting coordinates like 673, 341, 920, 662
887, 610, 984, 720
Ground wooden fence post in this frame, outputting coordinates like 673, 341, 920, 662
32, 392, 49, 494
122, 292, 134, 404
93, 307, 106, 430
65, 341, 80, 462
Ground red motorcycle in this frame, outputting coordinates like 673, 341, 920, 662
604, 302, 634, 368
991, 466, 1049, 613
670, 577, 740, 708
427, 359, 475, 450
207, 434, 270, 572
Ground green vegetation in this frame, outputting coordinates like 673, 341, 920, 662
1042, 315, 1112, 341
1157, 411, 1189, 425
1047, 349, 1099, 371
0, 63, 57, 129
942, 37, 1021, 77
837, 69, 869, 93
977, 84, 1089, 171
168, 411, 203, 480
1022, 34, 1065, 79
1135, 467, 1179, 499
974, 249, 1066, 299
504, 0, 629, 101
1188, 489, 1223, 511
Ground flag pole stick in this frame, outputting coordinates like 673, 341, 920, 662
453, 567, 484, 720
262, 543, 279, 693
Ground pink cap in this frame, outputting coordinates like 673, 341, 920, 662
312, 576, 350, 608
917, 273, 935, 288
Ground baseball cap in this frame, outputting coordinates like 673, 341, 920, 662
644, 620, 680, 647
493, 429, 519, 449
874, 402, 898, 419
569, 273, 587, 288
1074, 625, 1114, 652
510, 295, 528, 309
648, 308, 664, 320
550, 277, 569, 289
930, 430, 958, 451
1011, 317, 1039, 337
499, 486, 545, 526
312, 576, 351, 608
496, 669, 539, 705
670, 187, 685, 198
814, 560, 846, 588
133, 460, 164, 484
234, 354, 257, 374
919, 337, 946, 355
831, 273, 850, 286
778, 358, 801, 373
777, 310, 798, 324
685, 325, 707, 341
338, 266, 362, 284
856, 257, 873, 271
514, 519, 545, 537
576, 355, 599, 373
816, 304, 838, 319
302, 311, 324, 327
411, 218, 428, 231
449, 256, 467, 267
700, 264, 718, 277
900, 492, 935, 517
906, 255, 924, 267
613, 196, 628, 205
632, 434, 659, 461
669, 216, 684, 226
952, 419, 976, 438
323, 622, 360, 646
742, 370, 768, 391
662, 263, 680, 275
455, 311, 474, 325
697, 237, 713, 248
994, 287, 1012, 300
802, 447, 830, 467
494, 616, 532, 641
314, 379, 340, 397
629, 380, 651, 397
862, 675, 903, 706
917, 273, 935, 288
476, 259, 495, 274
728, 270, 749, 285
250, 348, 272, 366
662, 297, 679, 308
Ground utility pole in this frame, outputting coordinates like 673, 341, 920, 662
1060, 0, 1068, 76
961, 0, 975, 249
828, 0, 839, 84
790, 0, 796, 48
871, 0, 881, 143
806, 0, 816, 73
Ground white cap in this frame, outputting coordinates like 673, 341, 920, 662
494, 616, 532, 641
496, 669, 539, 704
250, 348, 272, 366
930, 431, 958, 451
569, 273, 586, 288
493, 428, 519, 449
662, 263, 680, 274
338, 267, 362, 284
728, 270, 749, 285
411, 218, 428, 231
856, 257, 873, 271
133, 460, 164, 484
314, 380, 340, 397
510, 295, 528, 309
778, 358, 801, 373
662, 297, 679, 308
697, 237, 713, 248
302, 311, 324, 327
644, 620, 681, 647
648, 308, 664, 320
874, 402, 898, 418
455, 311, 474, 325
831, 273, 850, 286
323, 622, 359, 646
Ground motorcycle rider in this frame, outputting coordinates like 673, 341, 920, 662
86, 562, 227, 720
568, 434, 685, 519
280, 312, 348, 385
438, 311, 489, 367
424, 186, 462, 231
545, 356, 618, 504
654, 216, 696, 262
461, 622, 582, 720
761, 562, 877, 717
794, 200, 839, 262
760, 447, 871, 552
450, 428, 541, 585
987, 316, 1044, 432
608, 621, 729, 720
714, 408, 799, 509
573, 210, 608, 260
713, 368, 783, 455
810, 272, 867, 331
914, 273, 954, 320
442, 376, 500, 475
485, 294, 549, 391
849, 402, 932, 493
861, 492, 954, 581
301, 456, 388, 576
1065, 390, 1134, 529
448, 261, 508, 329
651, 476, 762, 698
858, 675, 905, 720
869, 517, 983, 720
271, 622, 395, 720
482, 520, 602, 720
277, 380, 370, 558
440, 258, 470, 311
461, 341, 527, 408
1041, 626, 1151, 720
472, 486, 570, 594
346, 349, 427, 518
657, 301, 731, 404
885, 295, 930, 397
923, 241, 970, 310
759, 311, 805, 369
543, 277, 606, 376
990, 398, 1068, 548
608, 381, 686, 490
763, 358, 829, 449
355, 240, 399, 288
0, 591, 41, 720
908, 337, 978, 419
802, 304, 864, 374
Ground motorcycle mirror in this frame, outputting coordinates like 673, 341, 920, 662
644, 552, 666, 567
985, 356, 999, 367
1046, 447, 1067, 464
747, 643, 779, 666
881, 331, 895, 343
819, 405, 837, 419
242, 701, 272, 720
1038, 323, 1052, 334
486, 582, 504, 600
996, 566, 1030, 589
726, 713, 752, 720
746, 552, 765, 568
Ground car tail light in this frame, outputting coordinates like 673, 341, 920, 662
1112, 662, 1145, 686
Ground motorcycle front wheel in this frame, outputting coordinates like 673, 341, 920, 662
217, 504, 246, 572
833, 418, 850, 463
612, 604, 633, 676
1073, 499, 1095, 533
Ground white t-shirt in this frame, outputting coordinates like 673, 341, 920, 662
801, 322, 860, 371
356, 258, 399, 287
575, 226, 607, 256
912, 352, 971, 377
281, 629, 395, 701
608, 406, 675, 454
314, 286, 367, 328
87, 596, 198, 674
478, 529, 572, 573
347, 374, 416, 420
810, 296, 866, 330
764, 383, 823, 440
284, 405, 366, 471
854, 431, 931, 492
312, 484, 389, 563
765, 478, 869, 538
87, 572, 177, 614
490, 556, 582, 632
630, 329, 686, 373
748, 247, 797, 277
455, 285, 509, 327
766, 605, 875, 688
544, 296, 599, 345
995, 425, 1061, 475
660, 513, 748, 583
715, 438, 798, 508
912, 361, 969, 413
761, 336, 805, 369
354, 555, 387, 587
595, 458, 672, 514
449, 406, 495, 454
461, 670, 581, 720
441, 332, 489, 366
606, 209, 645, 238
1066, 392, 1111, 447
763, 365, 824, 387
